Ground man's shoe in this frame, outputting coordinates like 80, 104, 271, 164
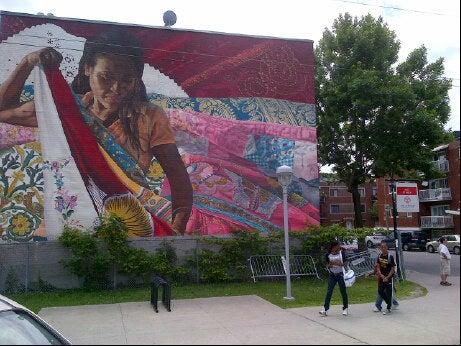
445, 282, 453, 286
382, 309, 391, 315
373, 306, 381, 312
342, 308, 348, 316
319, 309, 327, 317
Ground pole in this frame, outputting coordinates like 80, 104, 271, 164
390, 181, 406, 280
282, 185, 294, 300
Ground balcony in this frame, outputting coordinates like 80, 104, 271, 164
421, 216, 454, 229
419, 188, 452, 202
432, 159, 449, 173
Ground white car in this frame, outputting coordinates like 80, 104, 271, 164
365, 233, 389, 248
426, 235, 460, 255
0, 294, 71, 345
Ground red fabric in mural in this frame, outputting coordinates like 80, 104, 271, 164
0, 13, 315, 103
43, 68, 174, 236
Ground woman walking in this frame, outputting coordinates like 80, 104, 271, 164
319, 241, 349, 317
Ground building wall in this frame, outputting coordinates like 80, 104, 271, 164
319, 181, 376, 228
0, 12, 319, 242
448, 140, 460, 233
375, 178, 420, 230
419, 140, 460, 235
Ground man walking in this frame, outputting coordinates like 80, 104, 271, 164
439, 237, 452, 286
376, 241, 396, 315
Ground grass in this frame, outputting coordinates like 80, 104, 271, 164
8, 277, 427, 313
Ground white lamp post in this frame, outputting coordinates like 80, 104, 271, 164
276, 165, 294, 301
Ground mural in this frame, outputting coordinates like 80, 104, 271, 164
0, 12, 319, 241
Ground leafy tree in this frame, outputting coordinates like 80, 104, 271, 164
316, 13, 452, 227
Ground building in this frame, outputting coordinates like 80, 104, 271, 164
375, 137, 460, 237
321, 136, 460, 235
419, 137, 460, 236
375, 178, 421, 233
319, 175, 377, 228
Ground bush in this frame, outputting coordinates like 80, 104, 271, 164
59, 215, 188, 288
59, 225, 112, 289
191, 230, 280, 283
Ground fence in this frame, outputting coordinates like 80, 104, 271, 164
345, 250, 378, 278
248, 255, 320, 282
0, 237, 207, 293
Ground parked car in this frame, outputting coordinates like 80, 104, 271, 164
401, 231, 429, 251
365, 233, 389, 248
341, 239, 359, 253
0, 294, 71, 345
426, 235, 460, 255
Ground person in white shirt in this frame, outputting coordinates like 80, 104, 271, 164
438, 237, 452, 286
319, 241, 349, 317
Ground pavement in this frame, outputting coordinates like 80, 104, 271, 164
38, 251, 460, 345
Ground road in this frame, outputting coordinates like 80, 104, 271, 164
401, 249, 460, 277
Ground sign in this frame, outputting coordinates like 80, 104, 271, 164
396, 182, 419, 213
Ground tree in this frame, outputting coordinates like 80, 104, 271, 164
316, 13, 452, 227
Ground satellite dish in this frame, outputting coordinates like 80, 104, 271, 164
36, 12, 45, 16
163, 10, 177, 27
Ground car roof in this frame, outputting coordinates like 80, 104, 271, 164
0, 294, 29, 312
0, 298, 14, 312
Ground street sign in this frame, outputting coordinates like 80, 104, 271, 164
396, 182, 419, 213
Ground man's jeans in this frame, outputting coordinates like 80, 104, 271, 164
324, 272, 348, 311
375, 285, 399, 310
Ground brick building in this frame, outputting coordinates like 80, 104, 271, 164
419, 137, 460, 235
320, 136, 460, 235
319, 176, 377, 228
374, 178, 421, 232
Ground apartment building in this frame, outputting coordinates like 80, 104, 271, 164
419, 137, 460, 236
319, 176, 376, 228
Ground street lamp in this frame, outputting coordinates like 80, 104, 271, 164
276, 165, 294, 301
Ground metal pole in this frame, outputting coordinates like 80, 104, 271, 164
390, 181, 405, 280
282, 185, 294, 300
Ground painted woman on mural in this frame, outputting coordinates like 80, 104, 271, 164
0, 30, 193, 236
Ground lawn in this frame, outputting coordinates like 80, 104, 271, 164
8, 277, 427, 313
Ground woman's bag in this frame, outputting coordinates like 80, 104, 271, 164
343, 267, 356, 287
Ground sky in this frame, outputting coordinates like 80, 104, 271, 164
0, 0, 459, 133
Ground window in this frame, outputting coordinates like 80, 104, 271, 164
385, 204, 392, 219
320, 195, 326, 204
429, 178, 449, 189
360, 204, 366, 212
358, 188, 365, 198
372, 187, 377, 197
431, 205, 450, 216
447, 235, 457, 241
329, 187, 348, 197
331, 205, 340, 214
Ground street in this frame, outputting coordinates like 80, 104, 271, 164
402, 249, 460, 277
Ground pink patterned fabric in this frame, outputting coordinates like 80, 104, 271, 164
0, 124, 38, 149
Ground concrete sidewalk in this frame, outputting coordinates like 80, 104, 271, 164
38, 271, 460, 345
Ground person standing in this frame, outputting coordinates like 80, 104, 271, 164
372, 262, 399, 312
376, 241, 396, 315
439, 237, 452, 286
319, 241, 349, 317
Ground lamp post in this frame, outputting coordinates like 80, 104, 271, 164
276, 165, 294, 301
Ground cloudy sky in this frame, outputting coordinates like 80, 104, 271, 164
0, 0, 459, 131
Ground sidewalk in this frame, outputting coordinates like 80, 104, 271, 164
38, 271, 459, 345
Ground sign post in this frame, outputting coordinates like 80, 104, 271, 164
391, 181, 419, 280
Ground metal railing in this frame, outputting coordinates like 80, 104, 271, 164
419, 188, 452, 202
421, 216, 454, 229
345, 250, 379, 278
248, 255, 320, 282
432, 160, 450, 173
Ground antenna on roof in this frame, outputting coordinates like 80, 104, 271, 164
163, 10, 177, 27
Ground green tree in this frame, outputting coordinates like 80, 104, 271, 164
316, 13, 452, 227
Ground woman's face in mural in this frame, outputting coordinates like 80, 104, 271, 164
85, 54, 138, 110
